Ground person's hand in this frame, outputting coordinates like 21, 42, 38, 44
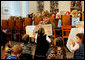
70, 40, 75, 46
33, 33, 36, 38
39, 24, 42, 27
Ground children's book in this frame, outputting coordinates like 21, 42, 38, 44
26, 24, 52, 37
72, 17, 80, 26
66, 28, 84, 52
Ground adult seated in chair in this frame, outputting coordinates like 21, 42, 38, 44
33, 10, 55, 46
39, 10, 55, 45
39, 10, 55, 32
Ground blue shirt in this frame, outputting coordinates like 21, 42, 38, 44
74, 43, 84, 59
6, 55, 18, 59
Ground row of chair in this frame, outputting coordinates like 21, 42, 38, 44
1, 17, 43, 42
1, 13, 84, 42
53, 15, 72, 43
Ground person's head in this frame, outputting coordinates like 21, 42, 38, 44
38, 28, 45, 36
76, 33, 84, 44
42, 10, 50, 24
55, 9, 59, 13
22, 34, 29, 44
11, 44, 23, 57
1, 30, 10, 50
54, 37, 63, 47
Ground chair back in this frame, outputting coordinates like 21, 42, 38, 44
15, 19, 23, 31
2, 20, 8, 30
62, 15, 72, 26
82, 12, 84, 21
34, 17, 42, 25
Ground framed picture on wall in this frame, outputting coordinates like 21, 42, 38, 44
2, 7, 9, 15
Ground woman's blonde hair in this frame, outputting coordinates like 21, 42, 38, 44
42, 10, 50, 18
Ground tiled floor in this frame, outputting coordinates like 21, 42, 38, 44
11, 41, 74, 59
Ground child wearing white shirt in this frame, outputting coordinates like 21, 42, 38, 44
70, 33, 84, 59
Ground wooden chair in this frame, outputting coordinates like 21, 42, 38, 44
15, 19, 23, 42
1, 20, 8, 30
50, 16, 55, 23
24, 17, 32, 33
62, 26, 71, 40
61, 15, 72, 41
82, 12, 84, 21
53, 18, 62, 38
34, 17, 42, 25
53, 28, 62, 38
7, 19, 15, 41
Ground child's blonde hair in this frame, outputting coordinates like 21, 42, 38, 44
11, 44, 23, 55
42, 10, 50, 18
38, 28, 45, 36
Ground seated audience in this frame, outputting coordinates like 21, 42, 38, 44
47, 37, 66, 59
70, 33, 84, 59
34, 28, 51, 59
6, 44, 23, 59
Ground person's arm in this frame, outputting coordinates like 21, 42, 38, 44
39, 21, 45, 24
35, 34, 37, 43
70, 41, 79, 52
46, 35, 51, 43
47, 49, 55, 59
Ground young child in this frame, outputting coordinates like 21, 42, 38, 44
47, 37, 66, 59
6, 44, 23, 59
20, 34, 32, 59
70, 33, 84, 59
35, 28, 51, 59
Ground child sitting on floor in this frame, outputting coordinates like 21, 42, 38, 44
20, 34, 32, 59
20, 34, 30, 54
6, 44, 23, 59
70, 33, 84, 59
47, 37, 66, 59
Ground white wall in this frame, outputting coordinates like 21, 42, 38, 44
1, 1, 30, 19
20, 1, 29, 17
44, 1, 50, 12
1, 1, 21, 20
59, 1, 71, 12
82, 1, 84, 12
29, 1, 38, 14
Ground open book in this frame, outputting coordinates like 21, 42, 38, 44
26, 24, 52, 37
66, 28, 84, 52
